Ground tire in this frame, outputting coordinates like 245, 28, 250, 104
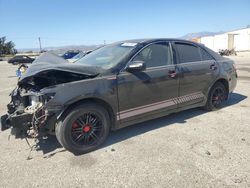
55, 103, 110, 155
55, 122, 63, 145
204, 82, 228, 111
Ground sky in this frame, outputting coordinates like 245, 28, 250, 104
0, 0, 250, 49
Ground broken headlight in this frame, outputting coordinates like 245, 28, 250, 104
29, 95, 41, 106
43, 93, 56, 102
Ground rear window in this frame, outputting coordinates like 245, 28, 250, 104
175, 43, 201, 63
203, 46, 224, 60
200, 48, 214, 61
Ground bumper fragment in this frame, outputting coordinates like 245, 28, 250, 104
8, 113, 33, 129
1, 113, 33, 137
0, 114, 10, 131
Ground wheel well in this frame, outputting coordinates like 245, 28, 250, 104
58, 98, 116, 129
214, 78, 229, 98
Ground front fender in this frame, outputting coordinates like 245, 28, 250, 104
44, 75, 118, 118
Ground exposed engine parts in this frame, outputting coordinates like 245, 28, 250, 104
4, 88, 49, 138
28, 102, 48, 136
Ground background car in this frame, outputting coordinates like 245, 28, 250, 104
61, 50, 80, 59
8, 55, 34, 65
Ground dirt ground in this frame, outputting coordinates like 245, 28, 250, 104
0, 53, 249, 188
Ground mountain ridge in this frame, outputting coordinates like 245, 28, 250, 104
18, 31, 225, 52
180, 31, 224, 40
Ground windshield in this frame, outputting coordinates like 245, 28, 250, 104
72, 52, 85, 59
76, 43, 137, 69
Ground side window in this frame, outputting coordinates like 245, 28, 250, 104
175, 43, 201, 63
200, 48, 214, 61
133, 43, 172, 68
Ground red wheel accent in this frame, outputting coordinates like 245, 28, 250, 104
72, 123, 78, 129
83, 125, 91, 133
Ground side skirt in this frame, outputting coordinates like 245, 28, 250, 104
114, 101, 205, 130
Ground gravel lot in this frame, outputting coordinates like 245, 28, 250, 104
0, 53, 249, 188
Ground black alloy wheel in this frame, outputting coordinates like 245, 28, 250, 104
211, 87, 226, 108
204, 82, 228, 111
71, 112, 104, 146
55, 103, 110, 154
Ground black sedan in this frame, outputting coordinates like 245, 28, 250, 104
8, 55, 35, 65
1, 39, 237, 154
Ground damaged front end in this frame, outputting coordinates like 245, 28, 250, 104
1, 64, 99, 138
1, 87, 50, 137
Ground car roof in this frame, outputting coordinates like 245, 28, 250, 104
114, 38, 207, 49
119, 38, 198, 45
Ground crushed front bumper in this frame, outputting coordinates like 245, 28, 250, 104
1, 87, 50, 137
1, 85, 63, 138
1, 112, 33, 137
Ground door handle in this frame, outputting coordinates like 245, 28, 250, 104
168, 70, 177, 78
210, 63, 217, 70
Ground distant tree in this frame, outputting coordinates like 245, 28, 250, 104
0, 36, 17, 56
0, 37, 5, 55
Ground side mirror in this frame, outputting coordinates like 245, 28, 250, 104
126, 61, 146, 72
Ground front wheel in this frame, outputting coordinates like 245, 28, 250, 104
55, 103, 110, 154
204, 82, 228, 111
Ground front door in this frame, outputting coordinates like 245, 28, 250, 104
117, 42, 179, 123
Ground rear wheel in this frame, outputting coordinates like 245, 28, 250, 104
55, 103, 110, 154
204, 82, 228, 111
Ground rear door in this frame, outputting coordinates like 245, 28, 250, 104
173, 42, 219, 107
117, 42, 179, 123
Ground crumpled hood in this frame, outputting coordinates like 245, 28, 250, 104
32, 52, 69, 65
19, 52, 102, 82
